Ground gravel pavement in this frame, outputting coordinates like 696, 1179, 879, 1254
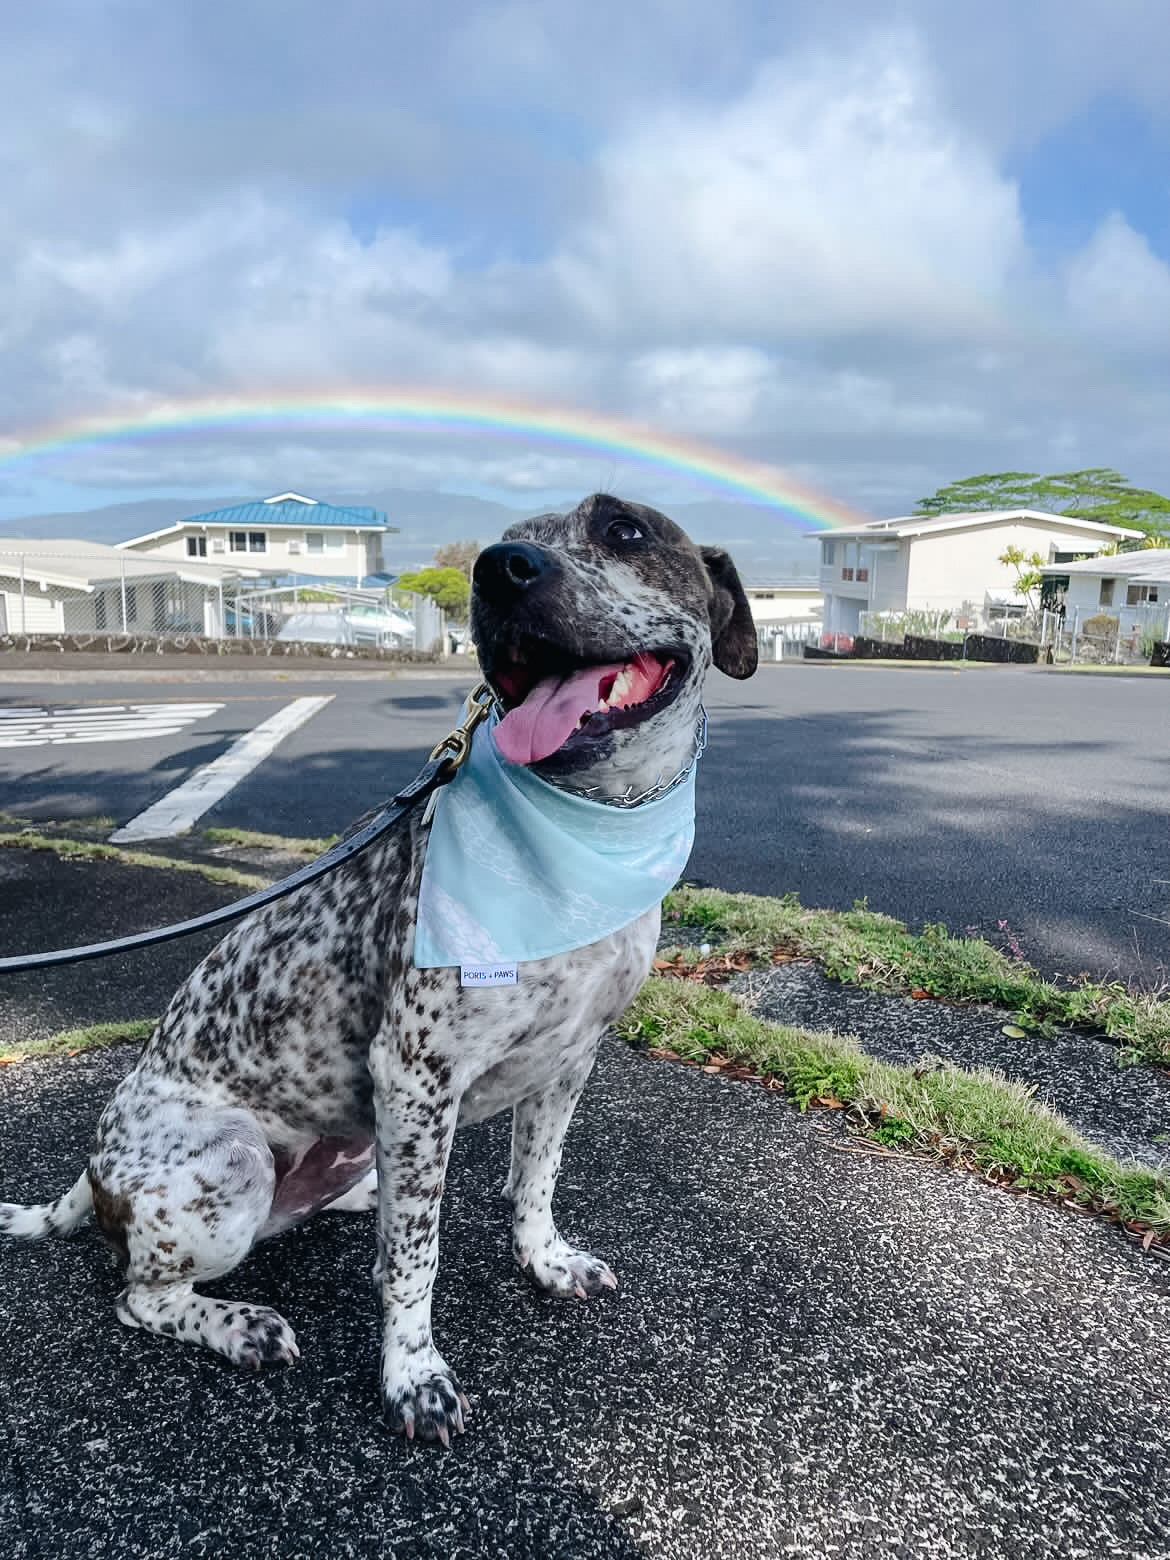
2, 856, 1170, 1559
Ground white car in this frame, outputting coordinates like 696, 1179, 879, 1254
346, 606, 414, 646
276, 610, 356, 645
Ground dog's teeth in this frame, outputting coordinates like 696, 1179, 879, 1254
596, 665, 636, 714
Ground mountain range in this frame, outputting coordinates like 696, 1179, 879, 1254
0, 489, 822, 583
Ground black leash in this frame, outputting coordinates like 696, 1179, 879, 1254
0, 682, 497, 975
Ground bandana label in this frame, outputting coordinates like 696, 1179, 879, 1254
460, 963, 519, 987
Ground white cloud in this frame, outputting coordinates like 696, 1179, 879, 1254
1065, 211, 1170, 348
629, 348, 775, 432
1, 4, 1168, 522
555, 33, 1024, 343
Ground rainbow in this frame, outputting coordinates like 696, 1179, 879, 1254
0, 388, 870, 531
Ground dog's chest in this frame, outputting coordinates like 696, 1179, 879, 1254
392, 908, 660, 1126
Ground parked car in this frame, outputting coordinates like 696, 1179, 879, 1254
346, 605, 414, 646
276, 610, 356, 645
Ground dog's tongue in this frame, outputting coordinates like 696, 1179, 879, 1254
493, 654, 664, 765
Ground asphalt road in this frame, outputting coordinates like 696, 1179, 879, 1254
3, 659, 1170, 1557
1, 659, 1166, 986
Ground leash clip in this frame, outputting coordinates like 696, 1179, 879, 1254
428, 680, 497, 772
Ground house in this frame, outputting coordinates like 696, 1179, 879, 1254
1039, 549, 1170, 639
744, 582, 823, 657
744, 582, 823, 627
0, 539, 259, 637
815, 509, 1142, 640
118, 492, 398, 585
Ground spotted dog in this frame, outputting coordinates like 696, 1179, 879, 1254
0, 493, 757, 1443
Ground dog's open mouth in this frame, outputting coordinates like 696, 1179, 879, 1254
489, 644, 683, 764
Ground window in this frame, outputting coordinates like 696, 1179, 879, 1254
305, 531, 346, 555
186, 536, 207, 557
856, 568, 869, 583
823, 542, 836, 565
1098, 578, 1115, 606
841, 567, 854, 581
230, 531, 267, 554
1126, 584, 1159, 605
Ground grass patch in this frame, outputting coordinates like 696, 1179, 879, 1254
0, 1018, 157, 1064
0, 812, 118, 837
0, 831, 268, 890
664, 886, 1170, 1070
199, 825, 339, 856
617, 979, 1170, 1240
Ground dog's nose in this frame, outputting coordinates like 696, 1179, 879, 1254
473, 542, 556, 600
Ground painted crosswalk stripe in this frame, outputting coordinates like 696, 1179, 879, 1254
109, 695, 334, 842
0, 703, 225, 749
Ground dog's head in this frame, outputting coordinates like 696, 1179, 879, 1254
471, 493, 757, 797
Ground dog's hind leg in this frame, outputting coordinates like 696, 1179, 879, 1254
90, 1094, 299, 1368
505, 1048, 618, 1299
323, 1165, 378, 1213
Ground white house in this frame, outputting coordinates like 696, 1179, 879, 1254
744, 583, 823, 627
1039, 549, 1170, 640
0, 539, 259, 636
118, 492, 398, 585
815, 509, 1142, 640
743, 581, 823, 657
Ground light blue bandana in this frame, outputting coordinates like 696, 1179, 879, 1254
413, 717, 698, 968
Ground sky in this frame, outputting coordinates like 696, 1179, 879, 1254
0, 0, 1167, 529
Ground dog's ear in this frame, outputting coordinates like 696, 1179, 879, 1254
700, 546, 758, 678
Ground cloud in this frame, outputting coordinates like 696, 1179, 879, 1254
554, 33, 1024, 343
1065, 211, 1170, 348
0, 3, 1168, 523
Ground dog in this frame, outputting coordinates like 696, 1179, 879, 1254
0, 493, 757, 1442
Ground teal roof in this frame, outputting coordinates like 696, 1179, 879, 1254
184, 498, 389, 530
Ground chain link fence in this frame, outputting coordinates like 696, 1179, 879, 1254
0, 549, 449, 652
858, 602, 1170, 666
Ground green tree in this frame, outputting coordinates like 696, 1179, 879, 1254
433, 539, 480, 578
395, 566, 471, 617
916, 469, 1170, 542
915, 472, 1049, 515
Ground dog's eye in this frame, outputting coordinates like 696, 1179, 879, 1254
606, 518, 643, 544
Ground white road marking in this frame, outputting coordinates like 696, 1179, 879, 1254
109, 695, 334, 842
0, 702, 225, 749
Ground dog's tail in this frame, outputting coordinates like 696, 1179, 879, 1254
0, 1171, 93, 1240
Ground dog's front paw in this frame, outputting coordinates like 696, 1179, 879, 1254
221, 1303, 301, 1369
517, 1236, 618, 1299
382, 1348, 470, 1445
